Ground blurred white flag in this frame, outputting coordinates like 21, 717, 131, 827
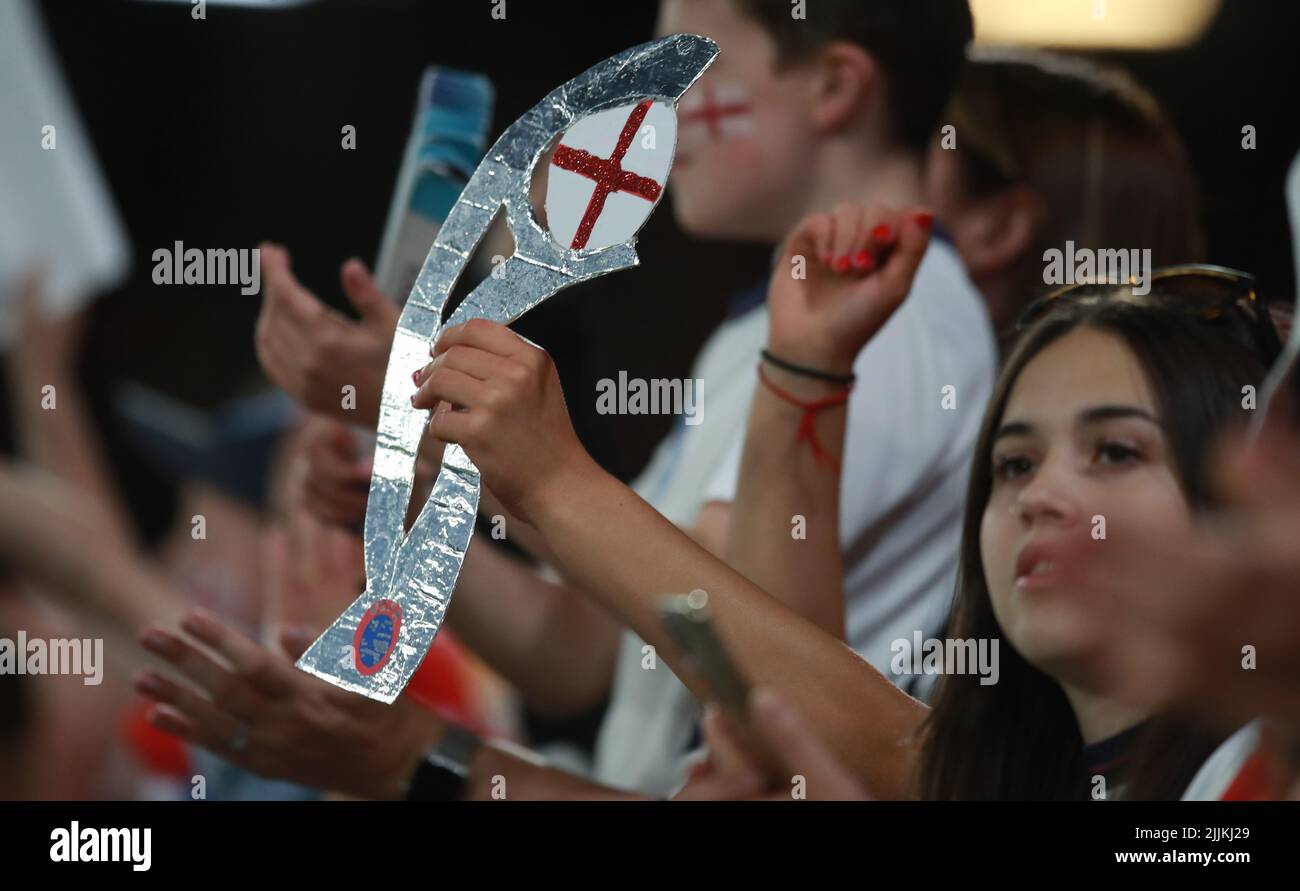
0, 0, 130, 345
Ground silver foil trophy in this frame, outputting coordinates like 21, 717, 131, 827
296, 34, 719, 702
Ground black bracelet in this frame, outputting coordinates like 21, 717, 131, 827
404, 756, 469, 801
402, 725, 481, 801
760, 349, 856, 385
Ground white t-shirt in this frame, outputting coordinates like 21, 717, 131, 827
592, 239, 997, 795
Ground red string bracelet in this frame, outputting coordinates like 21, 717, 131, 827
757, 363, 853, 474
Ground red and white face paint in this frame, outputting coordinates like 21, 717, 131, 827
677, 82, 754, 150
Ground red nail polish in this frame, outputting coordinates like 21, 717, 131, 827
871, 224, 894, 243
141, 629, 169, 651
914, 211, 934, 231
411, 369, 422, 385
852, 249, 875, 271
833, 255, 851, 273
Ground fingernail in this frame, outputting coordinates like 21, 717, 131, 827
181, 609, 215, 636
871, 224, 894, 243
833, 255, 851, 273
852, 249, 875, 271
913, 211, 934, 231
140, 628, 172, 653
411, 369, 421, 385
136, 671, 165, 696
818, 251, 832, 263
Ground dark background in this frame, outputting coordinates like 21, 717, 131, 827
9, 0, 1300, 540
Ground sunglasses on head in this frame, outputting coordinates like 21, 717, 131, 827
1015, 264, 1284, 365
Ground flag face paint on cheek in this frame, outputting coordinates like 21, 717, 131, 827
678, 82, 754, 150
294, 34, 720, 703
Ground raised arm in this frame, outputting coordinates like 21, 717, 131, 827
0, 464, 182, 634
725, 205, 933, 638
6, 277, 137, 554
520, 459, 925, 796
409, 206, 937, 796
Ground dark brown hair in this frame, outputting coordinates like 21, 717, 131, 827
944, 49, 1205, 331
731, 0, 973, 152
918, 292, 1270, 799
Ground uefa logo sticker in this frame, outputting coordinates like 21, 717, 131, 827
353, 599, 403, 676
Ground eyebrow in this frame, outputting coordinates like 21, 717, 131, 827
993, 405, 1160, 442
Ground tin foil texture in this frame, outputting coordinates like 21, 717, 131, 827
296, 34, 719, 702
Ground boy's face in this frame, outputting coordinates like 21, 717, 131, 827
655, 0, 817, 243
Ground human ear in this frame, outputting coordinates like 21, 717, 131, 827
807, 41, 878, 133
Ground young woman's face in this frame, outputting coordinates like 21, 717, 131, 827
980, 327, 1193, 683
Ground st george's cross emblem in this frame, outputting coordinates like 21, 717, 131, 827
546, 99, 676, 252
295, 35, 719, 703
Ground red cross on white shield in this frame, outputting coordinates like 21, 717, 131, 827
545, 99, 677, 252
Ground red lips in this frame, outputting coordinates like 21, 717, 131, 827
1013, 538, 1065, 589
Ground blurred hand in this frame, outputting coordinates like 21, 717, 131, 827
255, 245, 398, 426
410, 319, 596, 526
673, 688, 869, 801
285, 416, 371, 528
0, 463, 177, 629
767, 205, 933, 375
261, 508, 365, 652
137, 609, 441, 799
9, 269, 87, 380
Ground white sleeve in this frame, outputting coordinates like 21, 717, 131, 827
839, 315, 944, 538
629, 423, 680, 503
700, 299, 965, 523
701, 247, 994, 544
701, 431, 742, 506
837, 259, 993, 544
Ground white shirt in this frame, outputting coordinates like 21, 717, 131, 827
592, 239, 996, 795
